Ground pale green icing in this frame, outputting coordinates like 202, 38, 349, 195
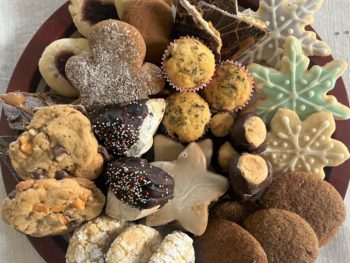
248, 36, 350, 123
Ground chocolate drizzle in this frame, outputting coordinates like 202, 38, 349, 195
83, 0, 118, 24
92, 100, 149, 157
106, 158, 174, 209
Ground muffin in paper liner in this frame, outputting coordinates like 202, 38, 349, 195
161, 36, 216, 92
204, 60, 254, 112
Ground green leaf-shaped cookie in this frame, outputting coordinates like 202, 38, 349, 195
247, 36, 350, 123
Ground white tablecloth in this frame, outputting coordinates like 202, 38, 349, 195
0, 0, 349, 262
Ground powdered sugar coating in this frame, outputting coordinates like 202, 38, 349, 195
65, 20, 165, 112
66, 215, 128, 263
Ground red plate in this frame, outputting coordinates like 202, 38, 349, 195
1, 1, 349, 262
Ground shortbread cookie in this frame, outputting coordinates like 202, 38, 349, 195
92, 99, 165, 157
247, 36, 350, 123
105, 158, 174, 221
244, 209, 319, 263
261, 172, 346, 246
106, 225, 162, 263
149, 231, 195, 263
69, 0, 118, 37
66, 216, 128, 263
153, 135, 213, 167
147, 143, 229, 236
39, 38, 91, 97
240, 0, 331, 66
263, 108, 350, 179
66, 20, 165, 112
1, 178, 105, 237
194, 219, 268, 263
9, 105, 104, 180
122, 0, 174, 64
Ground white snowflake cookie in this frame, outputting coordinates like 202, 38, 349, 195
263, 108, 350, 179
66, 216, 128, 263
239, 0, 331, 66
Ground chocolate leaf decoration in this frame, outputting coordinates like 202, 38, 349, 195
204, 0, 238, 14
0, 91, 78, 130
0, 136, 22, 182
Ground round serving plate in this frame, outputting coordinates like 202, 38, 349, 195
1, 0, 349, 262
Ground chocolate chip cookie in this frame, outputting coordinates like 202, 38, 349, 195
9, 105, 104, 180
1, 178, 105, 237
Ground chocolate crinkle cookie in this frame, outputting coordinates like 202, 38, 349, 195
1, 178, 105, 237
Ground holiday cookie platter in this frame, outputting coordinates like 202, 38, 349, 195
0, 0, 350, 262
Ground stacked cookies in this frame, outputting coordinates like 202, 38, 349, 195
0, 0, 349, 262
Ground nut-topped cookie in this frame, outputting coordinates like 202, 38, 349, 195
65, 20, 165, 113
8, 105, 104, 180
1, 178, 105, 237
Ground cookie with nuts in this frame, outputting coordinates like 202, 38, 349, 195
8, 105, 104, 180
0, 178, 105, 237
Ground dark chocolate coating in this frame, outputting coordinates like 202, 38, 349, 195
83, 0, 118, 24
105, 157, 174, 209
92, 100, 148, 157
228, 154, 272, 196
230, 112, 267, 154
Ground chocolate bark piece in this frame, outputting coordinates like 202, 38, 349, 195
106, 158, 174, 209
174, 0, 268, 61
230, 112, 267, 153
228, 153, 272, 197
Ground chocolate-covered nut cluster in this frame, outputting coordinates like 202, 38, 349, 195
228, 153, 272, 200
230, 112, 267, 154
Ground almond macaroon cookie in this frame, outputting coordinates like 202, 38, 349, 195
260, 172, 346, 246
244, 209, 319, 263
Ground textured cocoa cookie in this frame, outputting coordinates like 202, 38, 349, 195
244, 209, 319, 263
65, 20, 165, 112
66, 216, 128, 263
210, 200, 258, 225
260, 172, 346, 246
8, 105, 104, 180
106, 224, 162, 263
194, 219, 268, 263
1, 178, 105, 237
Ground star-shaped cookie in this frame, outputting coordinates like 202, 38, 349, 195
153, 135, 213, 166
263, 108, 350, 179
239, 0, 331, 66
146, 143, 229, 235
247, 36, 350, 123
65, 20, 165, 112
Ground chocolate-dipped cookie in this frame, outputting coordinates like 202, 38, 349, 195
228, 153, 272, 199
92, 99, 165, 157
230, 112, 267, 153
105, 158, 174, 221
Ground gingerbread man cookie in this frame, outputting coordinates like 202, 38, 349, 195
65, 20, 165, 112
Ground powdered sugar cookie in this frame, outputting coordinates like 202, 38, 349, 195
39, 38, 91, 97
240, 0, 331, 66
263, 108, 350, 179
149, 231, 195, 263
106, 225, 162, 263
66, 216, 128, 263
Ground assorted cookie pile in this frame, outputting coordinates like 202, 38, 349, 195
0, 0, 349, 262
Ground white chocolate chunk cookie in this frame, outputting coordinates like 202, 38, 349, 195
39, 38, 91, 97
149, 231, 195, 263
66, 216, 128, 263
1, 178, 105, 237
264, 109, 350, 179
9, 105, 104, 180
106, 225, 162, 263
